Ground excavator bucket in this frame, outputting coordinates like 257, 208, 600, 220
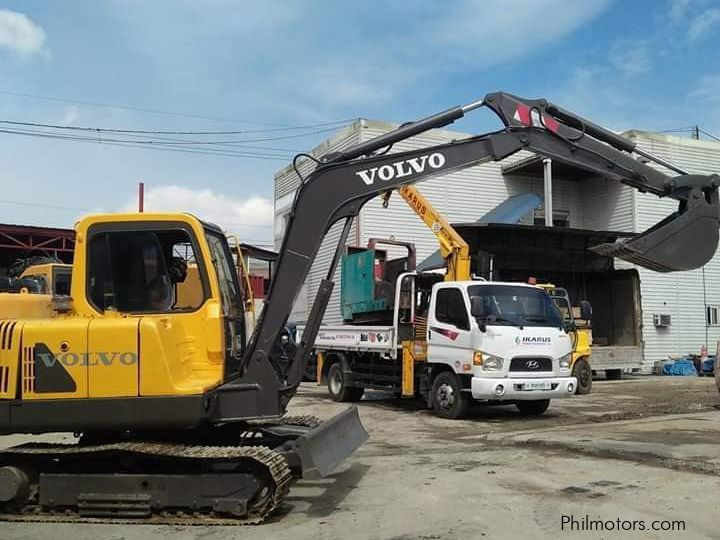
591, 198, 719, 272
290, 406, 368, 479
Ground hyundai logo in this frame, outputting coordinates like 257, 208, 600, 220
525, 360, 540, 370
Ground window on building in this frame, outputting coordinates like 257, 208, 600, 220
707, 305, 720, 326
533, 209, 570, 227
435, 288, 470, 330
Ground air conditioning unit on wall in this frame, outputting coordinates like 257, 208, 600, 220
653, 314, 671, 327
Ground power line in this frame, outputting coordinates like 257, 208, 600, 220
0, 199, 90, 212
0, 118, 354, 135
1, 124, 299, 155
0, 123, 347, 144
0, 200, 276, 230
658, 125, 720, 142
0, 119, 351, 160
0, 128, 294, 161
0, 89, 295, 127
698, 128, 720, 142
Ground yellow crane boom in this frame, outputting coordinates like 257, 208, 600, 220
387, 185, 471, 281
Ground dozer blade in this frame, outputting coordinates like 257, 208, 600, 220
289, 406, 368, 479
591, 198, 719, 272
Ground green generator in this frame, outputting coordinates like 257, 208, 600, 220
341, 238, 415, 324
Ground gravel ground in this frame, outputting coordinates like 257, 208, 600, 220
1, 375, 719, 539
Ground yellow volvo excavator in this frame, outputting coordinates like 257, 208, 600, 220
0, 91, 718, 523
0, 259, 72, 319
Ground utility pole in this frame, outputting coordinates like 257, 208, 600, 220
138, 181, 145, 212
692, 126, 700, 140
543, 158, 553, 227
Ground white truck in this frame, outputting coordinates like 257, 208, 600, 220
301, 273, 577, 419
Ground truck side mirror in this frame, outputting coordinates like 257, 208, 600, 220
470, 297, 484, 318
580, 300, 593, 321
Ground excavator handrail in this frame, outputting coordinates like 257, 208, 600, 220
228, 92, 720, 407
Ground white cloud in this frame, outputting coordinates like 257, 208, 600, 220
122, 185, 273, 241
61, 106, 79, 125
689, 73, 720, 102
430, 0, 613, 67
688, 7, 720, 40
669, 0, 696, 22
0, 8, 46, 56
300, 63, 401, 106
609, 39, 652, 74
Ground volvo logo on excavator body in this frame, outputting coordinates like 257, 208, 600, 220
355, 152, 447, 186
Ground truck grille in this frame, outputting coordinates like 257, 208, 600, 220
509, 357, 552, 372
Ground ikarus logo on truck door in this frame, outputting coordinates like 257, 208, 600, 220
355, 152, 447, 185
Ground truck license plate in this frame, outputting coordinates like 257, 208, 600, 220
523, 382, 551, 391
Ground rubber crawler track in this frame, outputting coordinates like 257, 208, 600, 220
0, 441, 292, 526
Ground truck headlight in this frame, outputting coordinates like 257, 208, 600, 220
482, 354, 504, 371
559, 353, 572, 370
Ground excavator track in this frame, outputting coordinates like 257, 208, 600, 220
277, 414, 322, 429
0, 441, 292, 526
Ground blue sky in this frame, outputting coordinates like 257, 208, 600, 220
1, 0, 719, 243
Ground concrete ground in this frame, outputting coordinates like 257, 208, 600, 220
2, 375, 720, 539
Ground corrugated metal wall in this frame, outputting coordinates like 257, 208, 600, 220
626, 132, 720, 368
273, 122, 362, 323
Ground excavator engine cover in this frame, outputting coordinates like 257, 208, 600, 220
591, 191, 720, 272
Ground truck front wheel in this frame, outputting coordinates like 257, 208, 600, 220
516, 399, 550, 416
431, 372, 469, 419
572, 358, 592, 395
327, 362, 364, 402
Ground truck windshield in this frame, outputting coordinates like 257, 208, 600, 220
468, 285, 563, 327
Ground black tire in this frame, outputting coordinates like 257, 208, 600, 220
572, 358, 592, 395
606, 369, 623, 380
516, 399, 550, 416
431, 371, 470, 419
327, 362, 364, 402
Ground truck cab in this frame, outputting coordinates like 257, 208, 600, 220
426, 280, 576, 417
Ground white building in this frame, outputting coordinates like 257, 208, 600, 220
274, 119, 720, 370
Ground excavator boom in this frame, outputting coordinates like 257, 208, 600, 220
238, 91, 720, 407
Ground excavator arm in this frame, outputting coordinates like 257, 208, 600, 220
231, 91, 720, 407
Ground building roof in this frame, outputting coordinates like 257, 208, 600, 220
0, 222, 76, 268
501, 155, 598, 180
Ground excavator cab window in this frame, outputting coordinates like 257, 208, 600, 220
54, 268, 71, 296
205, 230, 246, 371
87, 228, 207, 313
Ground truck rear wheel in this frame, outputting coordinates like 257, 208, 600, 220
606, 369, 623, 380
431, 372, 469, 419
327, 363, 364, 402
515, 399, 550, 416
572, 358, 592, 394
